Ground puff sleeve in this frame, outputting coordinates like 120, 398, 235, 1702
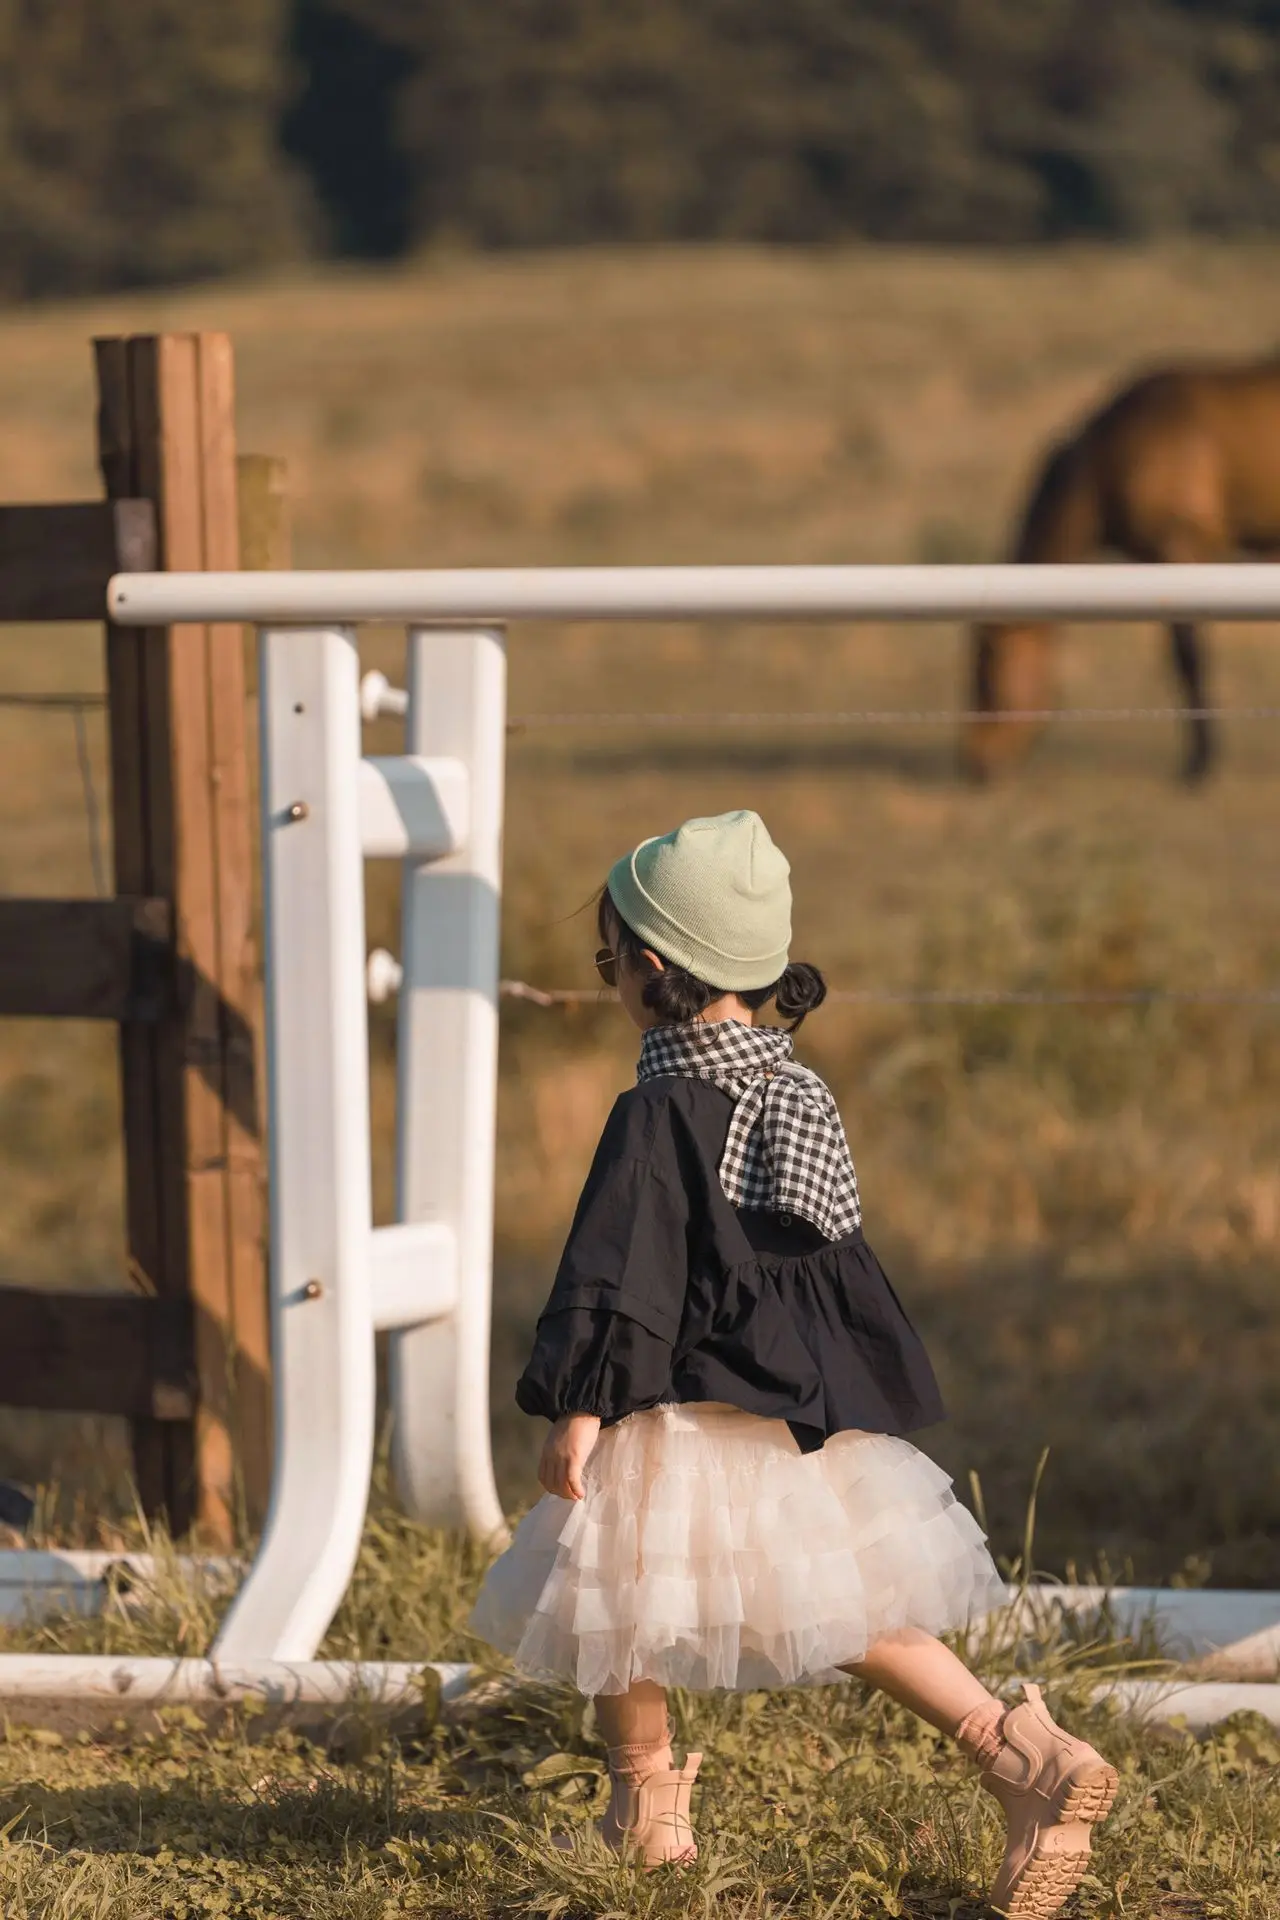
514, 1087, 694, 1424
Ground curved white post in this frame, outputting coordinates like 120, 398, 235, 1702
213, 627, 377, 1661
389, 627, 508, 1544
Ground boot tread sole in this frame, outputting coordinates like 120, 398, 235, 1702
996, 1764, 1119, 1919
1058, 1764, 1118, 1826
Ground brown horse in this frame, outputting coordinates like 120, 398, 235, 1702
964, 358, 1280, 783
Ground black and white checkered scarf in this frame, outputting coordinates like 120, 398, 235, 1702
637, 1020, 861, 1241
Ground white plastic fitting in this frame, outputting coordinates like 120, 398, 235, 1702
366, 948, 404, 1003
359, 670, 410, 722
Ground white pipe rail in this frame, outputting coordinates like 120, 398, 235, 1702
0, 1651, 1272, 1738
109, 562, 1280, 628
2, 1557, 1277, 1735
4, 1558, 1274, 1677
0, 1655, 473, 1705
0, 1654, 1272, 1739
0, 1552, 239, 1623
981, 1585, 1280, 1680
1101, 1680, 1280, 1732
0, 1656, 472, 1738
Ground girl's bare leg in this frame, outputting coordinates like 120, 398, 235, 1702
845, 1629, 1119, 1918
842, 1628, 1004, 1750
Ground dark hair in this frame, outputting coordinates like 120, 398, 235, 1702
597, 889, 827, 1031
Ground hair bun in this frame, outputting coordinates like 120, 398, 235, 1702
773, 962, 827, 1029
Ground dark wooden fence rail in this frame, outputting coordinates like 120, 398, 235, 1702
0, 334, 280, 1546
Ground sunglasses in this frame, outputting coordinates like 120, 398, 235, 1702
594, 946, 619, 988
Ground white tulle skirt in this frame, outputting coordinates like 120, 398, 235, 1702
469, 1402, 1007, 1696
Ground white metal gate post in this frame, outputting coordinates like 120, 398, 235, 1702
214, 627, 378, 1661
389, 627, 508, 1543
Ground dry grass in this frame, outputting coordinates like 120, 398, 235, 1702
0, 1494, 1278, 1920
1, 1680, 1276, 1919
0, 242, 1278, 1590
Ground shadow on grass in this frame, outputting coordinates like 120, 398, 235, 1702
0, 1769, 438, 1859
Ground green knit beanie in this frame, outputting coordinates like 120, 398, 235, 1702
606, 809, 792, 991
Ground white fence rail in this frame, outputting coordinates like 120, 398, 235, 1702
110, 560, 1280, 626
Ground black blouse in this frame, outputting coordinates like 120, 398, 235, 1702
516, 1075, 944, 1455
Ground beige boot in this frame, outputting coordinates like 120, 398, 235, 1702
553, 1733, 701, 1868
600, 1743, 702, 1867
958, 1684, 1117, 1919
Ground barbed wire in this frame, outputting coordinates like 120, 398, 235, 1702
0, 691, 106, 710
508, 703, 1280, 730
500, 980, 1280, 1010
0, 692, 109, 891
3, 686, 1276, 975
503, 696, 1280, 1010
70, 706, 108, 897
4, 692, 1277, 725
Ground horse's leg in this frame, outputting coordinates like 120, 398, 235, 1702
961, 622, 1053, 782
1169, 621, 1212, 783
1151, 487, 1224, 782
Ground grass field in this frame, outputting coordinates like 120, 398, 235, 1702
0, 241, 1278, 1913
1, 1496, 1278, 1919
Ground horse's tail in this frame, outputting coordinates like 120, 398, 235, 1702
1012, 431, 1102, 563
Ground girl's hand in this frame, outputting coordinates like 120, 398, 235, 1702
539, 1413, 601, 1500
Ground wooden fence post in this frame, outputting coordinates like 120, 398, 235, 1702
95, 334, 269, 1544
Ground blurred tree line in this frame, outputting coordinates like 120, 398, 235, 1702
2, 0, 1278, 298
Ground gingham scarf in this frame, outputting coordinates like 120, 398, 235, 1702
637, 1021, 861, 1241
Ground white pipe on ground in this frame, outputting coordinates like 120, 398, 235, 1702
0, 1655, 470, 1705
0, 1655, 472, 1740
1102, 1680, 1280, 1732
981, 1584, 1280, 1680
4, 1561, 1274, 1676
108, 562, 1280, 629
0, 1655, 1271, 1736
0, 1551, 240, 1623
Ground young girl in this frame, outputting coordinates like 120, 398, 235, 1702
471, 809, 1116, 1920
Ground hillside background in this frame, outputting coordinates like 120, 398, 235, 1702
4, 0, 1280, 300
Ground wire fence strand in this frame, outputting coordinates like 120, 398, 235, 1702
0, 691, 106, 710
508, 704, 1280, 730
4, 693, 1277, 724
4, 687, 1277, 1010
500, 980, 1280, 1010
71, 705, 108, 898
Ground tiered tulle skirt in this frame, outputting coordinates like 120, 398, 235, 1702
469, 1402, 1007, 1695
